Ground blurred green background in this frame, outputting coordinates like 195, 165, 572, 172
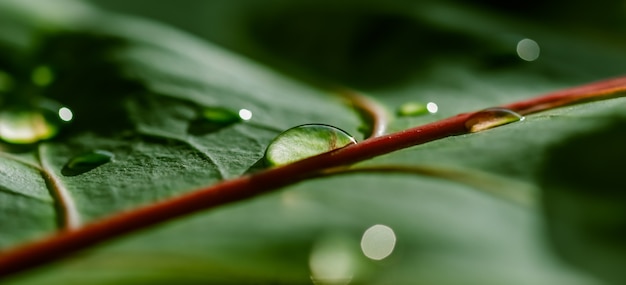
89, 0, 626, 88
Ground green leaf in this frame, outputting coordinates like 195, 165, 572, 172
0, 0, 361, 236
541, 117, 626, 284
3, 0, 626, 284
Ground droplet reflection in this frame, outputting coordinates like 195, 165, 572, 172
238, 108, 252, 121
58, 107, 73, 122
465, 108, 524, 133
426, 102, 438, 113
516, 38, 540, 61
360, 224, 396, 261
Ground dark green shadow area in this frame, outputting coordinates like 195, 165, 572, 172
541, 117, 626, 284
33, 33, 142, 134
246, 3, 522, 88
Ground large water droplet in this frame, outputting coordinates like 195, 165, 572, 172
62, 150, 114, 176
31, 65, 55, 87
360, 224, 397, 261
465, 108, 524, 133
188, 107, 243, 135
265, 124, 357, 166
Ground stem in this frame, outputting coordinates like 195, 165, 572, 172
1, 75, 626, 278
337, 88, 389, 138
501, 76, 626, 115
0, 148, 80, 229
38, 144, 81, 229
322, 165, 536, 206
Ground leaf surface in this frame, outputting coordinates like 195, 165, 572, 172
2, 0, 626, 284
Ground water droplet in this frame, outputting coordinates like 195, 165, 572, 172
31, 65, 55, 87
188, 107, 243, 135
360, 224, 396, 261
62, 150, 114, 176
465, 108, 524, 133
0, 70, 14, 92
398, 102, 438, 117
0, 110, 57, 144
265, 124, 357, 166
238, 108, 252, 121
202, 107, 240, 123
398, 102, 428, 116
516, 38, 540, 61
0, 100, 73, 144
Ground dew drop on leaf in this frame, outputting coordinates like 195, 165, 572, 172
62, 150, 114, 176
464, 108, 524, 133
0, 110, 57, 144
265, 124, 357, 166
188, 107, 243, 135
397, 102, 438, 117
0, 101, 72, 144
202, 107, 241, 124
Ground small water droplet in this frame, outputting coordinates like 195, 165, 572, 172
188, 107, 243, 135
62, 150, 114, 176
0, 100, 72, 144
31, 65, 55, 87
202, 107, 240, 123
465, 108, 524, 133
398, 102, 438, 117
516, 38, 540, 62
398, 102, 427, 116
0, 110, 57, 144
361, 224, 396, 261
265, 124, 357, 166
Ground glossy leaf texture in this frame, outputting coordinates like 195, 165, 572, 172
3, 0, 626, 284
